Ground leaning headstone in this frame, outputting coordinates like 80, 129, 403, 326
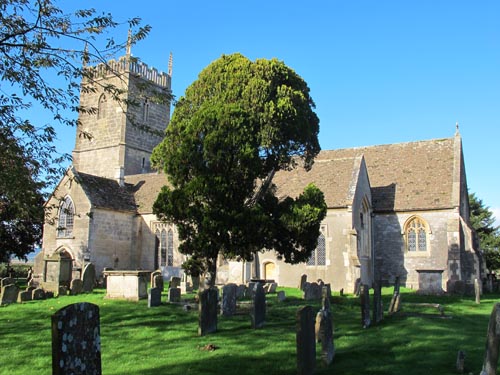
297, 305, 316, 375
32, 288, 46, 300
456, 350, 466, 374
17, 290, 32, 303
277, 290, 286, 302
170, 276, 181, 289
372, 280, 383, 324
251, 283, 266, 329
221, 283, 237, 316
168, 287, 181, 303
300, 274, 307, 291
198, 287, 218, 336
388, 277, 401, 314
81, 263, 96, 292
0, 284, 19, 306
360, 284, 371, 328
51, 302, 101, 375
353, 278, 361, 296
267, 282, 278, 294
70, 279, 83, 296
480, 303, 500, 375
1, 277, 14, 288
148, 287, 161, 307
475, 278, 481, 304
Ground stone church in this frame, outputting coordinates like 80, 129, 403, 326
35, 54, 483, 294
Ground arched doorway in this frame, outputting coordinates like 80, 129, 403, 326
264, 261, 276, 281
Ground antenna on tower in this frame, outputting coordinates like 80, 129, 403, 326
126, 29, 132, 59
168, 52, 173, 77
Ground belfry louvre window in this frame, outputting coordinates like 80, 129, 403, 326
57, 197, 75, 237
307, 229, 326, 266
406, 217, 428, 252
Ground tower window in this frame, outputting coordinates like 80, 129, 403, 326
143, 99, 150, 121
97, 94, 107, 119
57, 196, 75, 238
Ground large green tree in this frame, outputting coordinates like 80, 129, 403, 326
0, 0, 152, 261
469, 193, 500, 271
152, 53, 327, 285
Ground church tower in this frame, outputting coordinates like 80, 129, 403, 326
72, 48, 172, 179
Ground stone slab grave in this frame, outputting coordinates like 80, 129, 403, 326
82, 263, 96, 293
199, 287, 218, 336
221, 283, 237, 316
102, 270, 150, 301
251, 283, 266, 329
148, 287, 161, 307
297, 305, 316, 375
52, 302, 101, 375
0, 284, 19, 306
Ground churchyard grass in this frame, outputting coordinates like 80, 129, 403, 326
0, 287, 496, 374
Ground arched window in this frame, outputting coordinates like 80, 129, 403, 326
307, 229, 326, 266
97, 94, 106, 119
160, 229, 167, 266
143, 98, 149, 121
57, 197, 75, 237
405, 217, 429, 252
167, 229, 174, 266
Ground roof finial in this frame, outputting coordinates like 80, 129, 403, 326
82, 42, 89, 67
168, 52, 173, 77
126, 29, 132, 59
455, 122, 460, 135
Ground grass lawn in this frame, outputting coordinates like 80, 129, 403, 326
0, 286, 496, 374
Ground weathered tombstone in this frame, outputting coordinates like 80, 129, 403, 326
247, 281, 256, 297
251, 283, 266, 329
267, 282, 278, 294
17, 290, 32, 303
155, 274, 165, 292
46, 291, 55, 299
303, 282, 322, 300
168, 287, 181, 303
1, 277, 14, 289
388, 277, 401, 314
316, 305, 335, 365
372, 280, 383, 324
70, 279, 84, 295
300, 274, 307, 291
81, 263, 96, 293
32, 288, 46, 300
58, 285, 68, 296
360, 284, 371, 328
221, 283, 237, 316
170, 276, 181, 289
475, 278, 481, 304
277, 290, 286, 302
456, 350, 465, 374
148, 287, 161, 307
150, 270, 161, 287
353, 278, 361, 296
296, 305, 316, 375
51, 302, 101, 375
198, 287, 218, 336
0, 284, 19, 306
480, 303, 500, 375
236, 284, 247, 299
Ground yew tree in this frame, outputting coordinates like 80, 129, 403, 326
152, 53, 327, 285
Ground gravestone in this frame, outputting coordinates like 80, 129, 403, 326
148, 287, 161, 307
354, 278, 361, 296
456, 350, 465, 374
0, 284, 19, 306
221, 283, 237, 316
247, 282, 256, 297
388, 277, 401, 314
150, 270, 161, 288
1, 277, 14, 288
372, 280, 383, 324
17, 290, 32, 303
82, 263, 96, 293
70, 279, 83, 295
300, 274, 307, 291
296, 305, 316, 375
170, 276, 181, 289
191, 276, 200, 291
236, 284, 247, 299
360, 284, 371, 328
480, 303, 500, 375
267, 282, 278, 294
277, 290, 286, 302
303, 282, 322, 300
316, 301, 334, 365
475, 278, 481, 304
51, 302, 101, 375
155, 274, 165, 292
251, 283, 266, 329
168, 287, 181, 303
32, 288, 46, 300
198, 287, 218, 336
58, 285, 68, 296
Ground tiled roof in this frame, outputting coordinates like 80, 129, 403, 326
125, 173, 170, 214
317, 137, 457, 211
75, 172, 137, 212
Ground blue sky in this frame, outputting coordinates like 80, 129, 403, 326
55, 1, 500, 223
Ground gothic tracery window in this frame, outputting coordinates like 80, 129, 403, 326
406, 217, 429, 252
97, 94, 107, 119
307, 228, 326, 266
57, 196, 75, 238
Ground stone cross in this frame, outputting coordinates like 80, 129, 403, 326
148, 287, 161, 307
51, 302, 101, 375
251, 283, 266, 329
360, 284, 371, 328
82, 263, 96, 293
480, 303, 500, 375
198, 287, 218, 336
296, 305, 316, 375
221, 283, 237, 317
